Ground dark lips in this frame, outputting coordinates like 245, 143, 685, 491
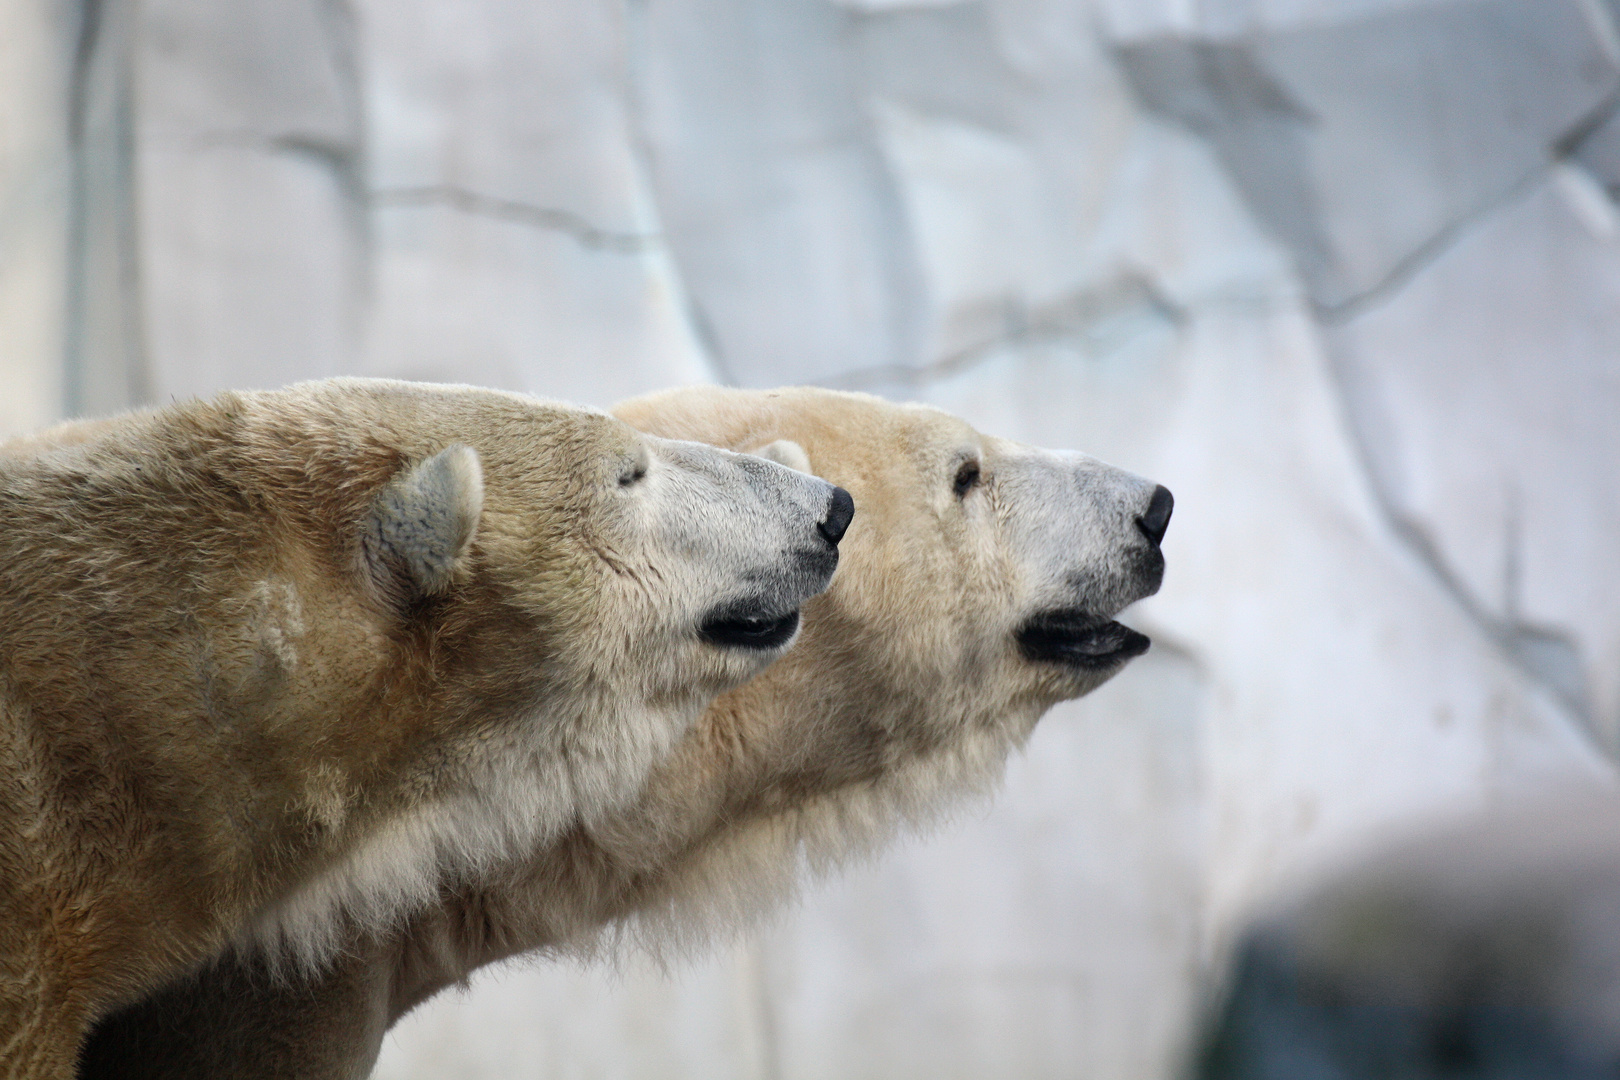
700, 607, 802, 651
1016, 610, 1151, 670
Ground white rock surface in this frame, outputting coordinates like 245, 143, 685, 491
632, 0, 926, 386
0, 0, 72, 436
134, 0, 366, 400
4, 0, 1618, 1077
1326, 175, 1620, 752
357, 0, 714, 402
1116, 0, 1617, 311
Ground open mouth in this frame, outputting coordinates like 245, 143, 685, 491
699, 604, 802, 651
1016, 609, 1151, 670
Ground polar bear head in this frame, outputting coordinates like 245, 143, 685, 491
236, 380, 850, 820
581, 386, 1170, 927
239, 380, 853, 961
4, 378, 850, 974
618, 385, 1166, 731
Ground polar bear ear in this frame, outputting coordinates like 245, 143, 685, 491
748, 439, 813, 475
363, 444, 484, 604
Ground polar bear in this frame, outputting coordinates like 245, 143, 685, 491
78, 386, 1171, 1079
0, 378, 849, 1079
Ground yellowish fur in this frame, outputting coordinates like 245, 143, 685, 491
79, 387, 1170, 1079
0, 379, 839, 1077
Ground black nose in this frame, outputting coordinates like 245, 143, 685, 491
818, 487, 855, 546
1136, 484, 1173, 547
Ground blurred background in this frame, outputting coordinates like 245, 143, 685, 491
4, 0, 1620, 1075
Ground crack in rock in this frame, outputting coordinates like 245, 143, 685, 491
175, 132, 367, 211
1314, 166, 1550, 326
1111, 11, 1619, 739
1313, 93, 1620, 738
822, 272, 1184, 390
371, 185, 659, 254
1367, 488, 1594, 735
1323, 87, 1620, 324
1115, 37, 1339, 304
65, 0, 150, 418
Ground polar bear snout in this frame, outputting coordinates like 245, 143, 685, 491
648, 439, 850, 657
1135, 484, 1173, 548
1123, 483, 1172, 601
702, 487, 849, 653
793, 485, 853, 588
994, 449, 1172, 680
818, 487, 855, 546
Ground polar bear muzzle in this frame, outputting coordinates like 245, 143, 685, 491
698, 484, 853, 652
1008, 467, 1173, 674
699, 606, 802, 651
1016, 610, 1153, 669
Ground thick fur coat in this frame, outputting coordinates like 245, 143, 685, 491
80, 386, 1171, 1078
0, 379, 842, 1078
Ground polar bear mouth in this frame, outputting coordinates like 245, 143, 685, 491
699, 604, 803, 651
1016, 610, 1151, 669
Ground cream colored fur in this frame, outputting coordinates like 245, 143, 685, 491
0, 378, 842, 1078
80, 386, 1171, 1080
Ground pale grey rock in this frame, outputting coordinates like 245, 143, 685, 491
1116, 0, 1618, 312
849, 3, 1192, 376
1099, 0, 1542, 38
0, 0, 75, 435
377, 947, 774, 1080
1104, 0, 1620, 774
1325, 175, 1620, 751
138, 0, 359, 146
1570, 105, 1620, 196
138, 144, 361, 399
631, 0, 926, 386
361, 194, 714, 406
66, 0, 145, 418
839, 1, 1298, 385
132, 0, 365, 402
355, 0, 714, 404
360, 0, 646, 234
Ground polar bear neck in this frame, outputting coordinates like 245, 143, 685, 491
238, 675, 711, 976
374, 671, 1040, 1011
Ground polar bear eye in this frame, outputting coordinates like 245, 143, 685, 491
953, 460, 981, 499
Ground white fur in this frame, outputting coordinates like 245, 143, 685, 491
245, 750, 574, 973
242, 688, 705, 974
749, 439, 813, 475
368, 444, 484, 596
247, 578, 305, 675
242, 434, 842, 976
585, 709, 1029, 967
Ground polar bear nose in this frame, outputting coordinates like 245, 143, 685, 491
818, 487, 855, 546
1135, 485, 1174, 547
